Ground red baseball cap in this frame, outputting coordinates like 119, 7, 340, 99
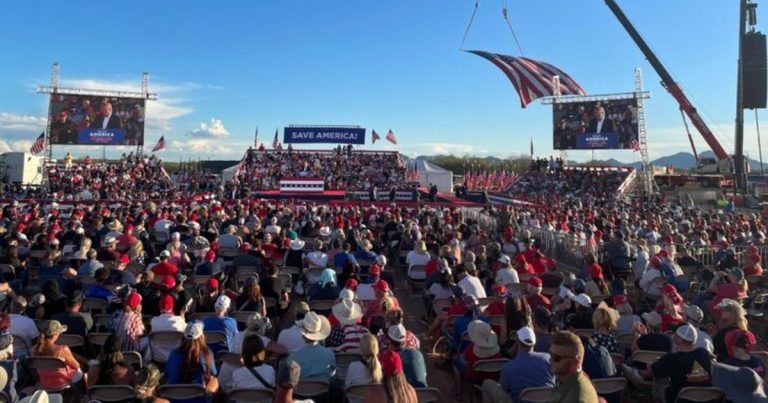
492, 283, 507, 296
158, 294, 174, 313
125, 292, 142, 310
658, 250, 669, 258
650, 256, 662, 268
613, 294, 628, 306
206, 277, 219, 289
205, 250, 216, 262
120, 254, 130, 264
369, 264, 381, 278
528, 277, 542, 287
379, 350, 403, 376
161, 275, 176, 290
345, 278, 359, 291
726, 329, 756, 356
373, 280, 390, 292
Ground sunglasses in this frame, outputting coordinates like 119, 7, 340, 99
550, 352, 577, 363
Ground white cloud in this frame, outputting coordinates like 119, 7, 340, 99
169, 138, 240, 157
187, 118, 230, 139
396, 142, 494, 157
0, 139, 33, 153
0, 112, 46, 134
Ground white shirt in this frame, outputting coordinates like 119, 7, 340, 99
277, 325, 305, 353
306, 251, 328, 268
9, 314, 39, 359
101, 113, 112, 129
231, 331, 271, 354
495, 268, 520, 285
356, 283, 375, 303
596, 119, 604, 133
345, 361, 373, 399
428, 283, 453, 299
265, 225, 281, 235
153, 219, 173, 234
149, 314, 186, 363
406, 251, 430, 269
459, 275, 487, 299
232, 364, 275, 390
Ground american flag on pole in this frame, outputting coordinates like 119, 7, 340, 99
29, 132, 45, 155
272, 129, 279, 149
372, 130, 380, 144
152, 136, 166, 152
467, 50, 586, 108
385, 129, 397, 144
630, 139, 641, 152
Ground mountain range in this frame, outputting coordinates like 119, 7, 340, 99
600, 151, 766, 171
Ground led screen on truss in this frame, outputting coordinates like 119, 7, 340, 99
49, 94, 145, 146
553, 97, 639, 150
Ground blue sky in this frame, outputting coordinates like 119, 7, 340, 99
0, 0, 759, 162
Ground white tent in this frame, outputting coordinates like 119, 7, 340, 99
221, 163, 239, 182
416, 159, 453, 192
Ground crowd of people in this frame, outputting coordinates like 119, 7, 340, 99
0, 155, 765, 403
232, 147, 410, 192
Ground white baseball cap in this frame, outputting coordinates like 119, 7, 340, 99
516, 326, 536, 346
184, 321, 204, 340
215, 295, 231, 311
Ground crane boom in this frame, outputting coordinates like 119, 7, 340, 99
604, 0, 730, 162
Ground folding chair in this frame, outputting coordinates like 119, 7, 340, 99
191, 312, 216, 321
294, 380, 330, 399
674, 386, 724, 403
218, 351, 243, 368
26, 356, 74, 392
149, 331, 184, 364
204, 331, 229, 346
157, 384, 206, 400
414, 387, 441, 403
518, 386, 555, 403
88, 385, 136, 402
229, 388, 274, 403
345, 383, 385, 401
82, 297, 109, 313
93, 314, 112, 329
309, 299, 335, 314
407, 265, 426, 292
592, 377, 627, 396
88, 332, 111, 348
334, 352, 362, 380
55, 334, 85, 348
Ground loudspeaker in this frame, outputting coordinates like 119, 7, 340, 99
743, 31, 767, 109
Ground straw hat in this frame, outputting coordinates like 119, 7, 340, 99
332, 298, 363, 325
468, 320, 500, 358
297, 312, 331, 341
415, 241, 427, 254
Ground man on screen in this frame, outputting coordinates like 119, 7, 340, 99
90, 100, 122, 130
586, 105, 615, 134
51, 110, 77, 144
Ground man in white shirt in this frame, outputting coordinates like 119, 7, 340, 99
458, 264, 487, 299
8, 297, 39, 359
495, 255, 520, 286
277, 302, 310, 353
305, 239, 328, 269
265, 217, 282, 235
682, 305, 714, 353
149, 295, 186, 362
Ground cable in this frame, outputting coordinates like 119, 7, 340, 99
501, 0, 525, 55
756, 109, 764, 176
459, 0, 479, 50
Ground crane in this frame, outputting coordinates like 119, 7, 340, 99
604, 0, 734, 175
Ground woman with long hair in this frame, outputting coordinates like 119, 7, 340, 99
33, 320, 83, 390
713, 298, 750, 361
591, 303, 620, 353
164, 322, 219, 398
380, 350, 417, 403
235, 276, 266, 316
346, 333, 383, 387
128, 239, 147, 265
231, 333, 275, 390
86, 334, 135, 387
500, 296, 532, 346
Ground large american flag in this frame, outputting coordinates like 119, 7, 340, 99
385, 129, 397, 144
467, 50, 586, 108
152, 136, 166, 152
29, 132, 45, 155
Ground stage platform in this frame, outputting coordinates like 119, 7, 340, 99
250, 189, 484, 207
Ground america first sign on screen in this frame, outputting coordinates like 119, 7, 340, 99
78, 128, 126, 145
284, 126, 366, 144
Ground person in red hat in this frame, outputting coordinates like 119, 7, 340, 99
744, 253, 764, 288
149, 294, 187, 362
657, 283, 685, 332
525, 276, 552, 312
584, 253, 610, 297
379, 349, 418, 403
196, 277, 220, 313
541, 258, 563, 289
110, 291, 147, 353
723, 329, 765, 378
513, 254, 533, 275
362, 280, 399, 328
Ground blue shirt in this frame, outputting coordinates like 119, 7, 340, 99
84, 285, 115, 301
399, 348, 428, 387
333, 252, 354, 268
165, 347, 218, 403
202, 316, 238, 357
500, 351, 556, 403
288, 343, 336, 382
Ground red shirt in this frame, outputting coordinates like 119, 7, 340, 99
151, 261, 179, 277
446, 303, 466, 316
425, 259, 439, 277
525, 293, 552, 312
463, 344, 502, 380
